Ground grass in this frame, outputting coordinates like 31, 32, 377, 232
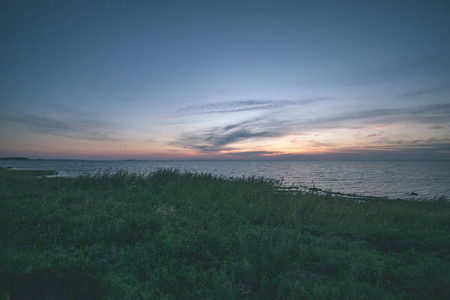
0, 167, 449, 299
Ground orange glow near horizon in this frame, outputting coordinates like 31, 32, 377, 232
2, 122, 449, 160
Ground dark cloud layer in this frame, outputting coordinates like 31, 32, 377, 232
174, 126, 281, 153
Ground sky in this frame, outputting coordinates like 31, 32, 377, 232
1, 0, 450, 160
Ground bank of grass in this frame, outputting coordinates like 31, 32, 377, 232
0, 167, 449, 299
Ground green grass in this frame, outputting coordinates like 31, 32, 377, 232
0, 167, 449, 299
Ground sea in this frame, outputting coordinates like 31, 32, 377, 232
1, 159, 449, 200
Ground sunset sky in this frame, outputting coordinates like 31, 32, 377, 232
1, 0, 449, 160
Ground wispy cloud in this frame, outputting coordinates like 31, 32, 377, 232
0, 112, 120, 142
208, 129, 280, 146
313, 103, 450, 127
272, 137, 450, 160
221, 151, 282, 158
173, 125, 282, 153
208, 137, 450, 160
180, 98, 324, 114
365, 137, 450, 155
173, 102, 450, 154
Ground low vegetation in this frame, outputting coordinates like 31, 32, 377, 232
1, 167, 449, 299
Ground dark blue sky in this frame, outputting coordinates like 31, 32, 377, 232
1, 0, 449, 159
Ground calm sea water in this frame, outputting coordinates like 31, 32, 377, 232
1, 160, 449, 199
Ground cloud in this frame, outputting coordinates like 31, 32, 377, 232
279, 137, 450, 160
0, 112, 120, 142
223, 119, 260, 132
221, 151, 281, 158
367, 132, 385, 137
180, 98, 324, 114
210, 129, 280, 146
308, 140, 333, 147
174, 125, 283, 153
314, 103, 450, 127
363, 136, 450, 153
172, 102, 450, 154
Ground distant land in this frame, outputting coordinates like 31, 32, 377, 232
0, 157, 30, 160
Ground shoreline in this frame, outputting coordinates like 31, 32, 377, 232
1, 166, 448, 201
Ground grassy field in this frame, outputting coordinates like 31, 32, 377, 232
0, 167, 449, 299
